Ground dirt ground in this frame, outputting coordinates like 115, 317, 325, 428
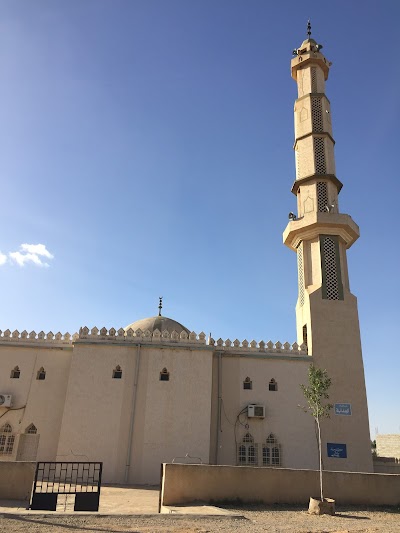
0, 505, 399, 533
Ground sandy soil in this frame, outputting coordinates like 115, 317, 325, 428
0, 504, 399, 533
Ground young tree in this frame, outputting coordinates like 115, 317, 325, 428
300, 364, 333, 501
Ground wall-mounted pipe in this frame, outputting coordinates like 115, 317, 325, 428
124, 343, 141, 483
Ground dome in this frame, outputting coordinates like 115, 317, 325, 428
301, 37, 317, 47
124, 316, 190, 335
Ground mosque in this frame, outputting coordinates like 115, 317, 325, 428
0, 27, 373, 484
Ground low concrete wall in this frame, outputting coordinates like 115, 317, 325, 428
0, 462, 36, 500
374, 459, 400, 475
161, 464, 400, 507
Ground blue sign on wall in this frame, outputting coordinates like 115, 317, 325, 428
327, 443, 347, 458
334, 403, 352, 416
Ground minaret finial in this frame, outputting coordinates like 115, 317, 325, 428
158, 296, 163, 316
307, 19, 312, 39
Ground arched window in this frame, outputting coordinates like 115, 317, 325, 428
160, 368, 169, 381
0, 423, 15, 455
112, 365, 122, 379
10, 366, 20, 379
36, 367, 46, 380
263, 433, 281, 467
25, 424, 38, 434
243, 377, 252, 390
269, 378, 278, 391
237, 433, 258, 466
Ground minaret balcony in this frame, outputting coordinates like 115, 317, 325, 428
283, 212, 359, 251
291, 52, 330, 81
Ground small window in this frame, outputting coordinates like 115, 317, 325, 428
112, 365, 122, 379
269, 378, 278, 392
36, 367, 46, 380
243, 377, 252, 390
10, 366, 20, 379
26, 424, 38, 434
160, 368, 169, 381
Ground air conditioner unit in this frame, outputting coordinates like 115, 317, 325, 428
247, 404, 265, 418
0, 394, 12, 408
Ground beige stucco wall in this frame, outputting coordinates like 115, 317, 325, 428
297, 287, 373, 473
374, 459, 400, 474
0, 461, 36, 500
211, 354, 318, 470
296, 64, 325, 97
0, 344, 72, 461
57, 342, 213, 485
161, 463, 400, 507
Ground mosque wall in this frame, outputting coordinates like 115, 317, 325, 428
55, 342, 213, 484
0, 327, 372, 481
132, 345, 213, 485
213, 355, 318, 470
0, 343, 72, 462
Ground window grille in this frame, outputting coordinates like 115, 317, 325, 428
269, 379, 278, 392
314, 137, 326, 174
311, 97, 323, 133
0, 423, 15, 455
302, 325, 308, 347
237, 433, 258, 466
160, 368, 169, 381
10, 366, 20, 379
36, 367, 46, 380
297, 246, 304, 307
263, 434, 281, 467
322, 237, 343, 300
295, 150, 300, 180
311, 67, 317, 92
317, 182, 328, 212
112, 365, 122, 379
243, 377, 252, 390
26, 424, 38, 434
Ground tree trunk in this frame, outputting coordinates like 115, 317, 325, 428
316, 417, 323, 501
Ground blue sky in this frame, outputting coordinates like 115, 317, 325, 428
1, 1, 399, 437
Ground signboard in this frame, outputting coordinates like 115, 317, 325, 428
327, 443, 347, 458
334, 403, 352, 416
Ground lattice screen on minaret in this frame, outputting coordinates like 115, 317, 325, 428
295, 149, 301, 179
311, 97, 323, 133
311, 67, 317, 93
323, 237, 340, 300
297, 245, 304, 307
314, 137, 326, 173
317, 182, 328, 212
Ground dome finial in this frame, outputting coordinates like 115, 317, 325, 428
307, 19, 312, 39
158, 296, 163, 316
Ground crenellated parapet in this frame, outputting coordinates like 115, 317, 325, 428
76, 327, 308, 356
0, 327, 308, 356
210, 337, 307, 355
0, 329, 76, 345
78, 326, 208, 344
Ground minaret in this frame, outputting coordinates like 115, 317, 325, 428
283, 23, 373, 472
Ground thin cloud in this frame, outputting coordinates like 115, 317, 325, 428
0, 252, 7, 266
20, 243, 54, 259
6, 243, 54, 268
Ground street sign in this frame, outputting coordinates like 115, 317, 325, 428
334, 403, 352, 416
327, 443, 347, 458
